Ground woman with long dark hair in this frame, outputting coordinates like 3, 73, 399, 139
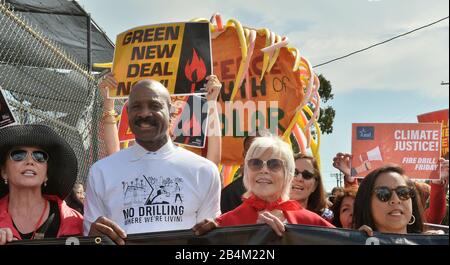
353, 165, 423, 234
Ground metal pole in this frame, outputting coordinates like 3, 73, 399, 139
85, 12, 99, 167
86, 13, 92, 72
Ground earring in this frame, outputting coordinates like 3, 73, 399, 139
3, 179, 7, 185
44, 180, 47, 187
408, 215, 416, 225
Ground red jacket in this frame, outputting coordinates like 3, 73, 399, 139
216, 196, 335, 228
0, 195, 83, 240
425, 183, 447, 224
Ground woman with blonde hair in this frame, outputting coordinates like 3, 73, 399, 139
193, 136, 333, 236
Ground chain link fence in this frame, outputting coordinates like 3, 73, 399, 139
0, 1, 108, 184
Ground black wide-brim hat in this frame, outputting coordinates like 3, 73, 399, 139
0, 124, 78, 200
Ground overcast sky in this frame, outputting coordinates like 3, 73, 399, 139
78, 0, 449, 191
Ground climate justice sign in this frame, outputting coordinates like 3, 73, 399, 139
110, 22, 212, 98
351, 123, 442, 180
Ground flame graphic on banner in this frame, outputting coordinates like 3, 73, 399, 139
184, 49, 207, 93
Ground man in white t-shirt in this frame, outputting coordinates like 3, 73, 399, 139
84, 76, 222, 244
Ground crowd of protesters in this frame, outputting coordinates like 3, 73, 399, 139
0, 74, 448, 245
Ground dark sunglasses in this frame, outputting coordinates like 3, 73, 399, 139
373, 186, 415, 202
247, 158, 284, 172
294, 169, 316, 180
9, 149, 49, 163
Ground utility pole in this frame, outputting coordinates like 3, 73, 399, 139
330, 172, 343, 187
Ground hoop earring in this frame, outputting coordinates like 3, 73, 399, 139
408, 215, 416, 225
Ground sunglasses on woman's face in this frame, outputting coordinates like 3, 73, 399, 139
294, 169, 316, 180
9, 149, 49, 163
247, 158, 284, 172
373, 186, 414, 202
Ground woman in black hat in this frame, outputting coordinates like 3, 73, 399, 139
0, 124, 83, 244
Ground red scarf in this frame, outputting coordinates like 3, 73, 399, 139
243, 195, 301, 212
